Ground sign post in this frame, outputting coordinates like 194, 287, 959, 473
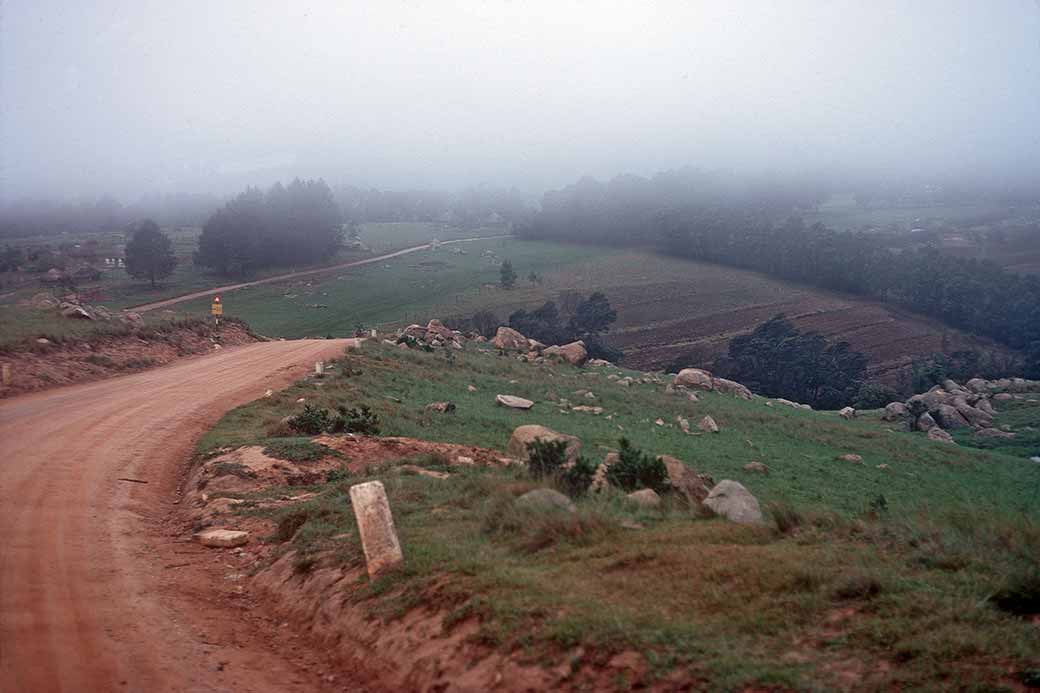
211, 296, 223, 326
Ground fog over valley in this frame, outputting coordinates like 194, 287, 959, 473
4, 1, 1040, 200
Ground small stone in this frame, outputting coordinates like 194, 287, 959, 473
626, 489, 662, 507
424, 401, 456, 414
194, 529, 249, 548
927, 427, 955, 444
743, 461, 769, 474
467, 385, 477, 392
698, 415, 720, 433
837, 453, 863, 463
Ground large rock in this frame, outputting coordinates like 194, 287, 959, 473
953, 401, 993, 429
839, 407, 856, 420
194, 528, 249, 548
965, 378, 990, 394
975, 398, 996, 416
916, 412, 937, 431
674, 368, 714, 391
425, 319, 455, 341
882, 402, 909, 421
496, 394, 534, 410
543, 340, 588, 366
507, 425, 582, 463
491, 326, 530, 351
702, 480, 763, 525
933, 404, 970, 430
515, 488, 576, 514
711, 377, 753, 400
658, 455, 713, 504
927, 427, 955, 444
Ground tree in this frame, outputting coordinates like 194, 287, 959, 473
717, 314, 867, 409
125, 219, 177, 288
570, 292, 617, 337
499, 259, 516, 289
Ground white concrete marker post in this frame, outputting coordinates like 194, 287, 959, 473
1, 363, 10, 387
349, 481, 404, 578
315, 360, 325, 377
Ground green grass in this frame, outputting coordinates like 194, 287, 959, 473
200, 340, 1040, 688
201, 341, 1040, 516
174, 238, 609, 338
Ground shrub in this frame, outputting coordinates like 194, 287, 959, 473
288, 404, 334, 435
606, 438, 668, 493
329, 404, 380, 435
526, 438, 569, 479
558, 456, 598, 498
855, 382, 901, 410
990, 564, 1040, 616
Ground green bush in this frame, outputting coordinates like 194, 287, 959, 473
854, 382, 901, 409
288, 404, 334, 435
526, 438, 569, 479
330, 404, 381, 435
559, 456, 598, 498
606, 438, 668, 493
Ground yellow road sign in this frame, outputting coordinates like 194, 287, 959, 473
211, 296, 223, 315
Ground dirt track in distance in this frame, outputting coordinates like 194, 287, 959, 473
0, 339, 377, 692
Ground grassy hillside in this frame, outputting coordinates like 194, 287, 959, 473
200, 341, 1040, 689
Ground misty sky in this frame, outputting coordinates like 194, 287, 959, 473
2, 1, 1039, 201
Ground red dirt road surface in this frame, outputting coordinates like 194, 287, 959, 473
0, 339, 365, 692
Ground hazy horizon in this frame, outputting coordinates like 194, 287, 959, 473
3, 1, 1040, 202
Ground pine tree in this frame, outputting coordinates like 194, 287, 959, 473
125, 219, 177, 288
500, 259, 517, 289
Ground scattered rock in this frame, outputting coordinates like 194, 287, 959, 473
467, 385, 477, 392
396, 464, 450, 479
587, 359, 612, 367
506, 425, 582, 463
711, 377, 753, 400
676, 415, 691, 434
703, 480, 763, 525
993, 393, 1014, 402
571, 405, 604, 415
424, 401, 456, 414
838, 406, 856, 420
743, 461, 769, 474
698, 415, 720, 433
496, 394, 534, 410
927, 427, 955, 444
837, 453, 863, 463
194, 529, 249, 548
626, 489, 662, 507
515, 488, 576, 514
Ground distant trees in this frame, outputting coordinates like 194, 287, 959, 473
507, 292, 621, 361
499, 259, 517, 289
519, 169, 1040, 374
195, 179, 342, 277
714, 315, 867, 409
124, 219, 177, 288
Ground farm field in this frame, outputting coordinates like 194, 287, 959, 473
170, 238, 1006, 386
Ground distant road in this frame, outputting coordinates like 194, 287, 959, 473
0, 339, 365, 692
126, 234, 510, 313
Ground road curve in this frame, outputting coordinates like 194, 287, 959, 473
0, 339, 357, 692
127, 234, 510, 313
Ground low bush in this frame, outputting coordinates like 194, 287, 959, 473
288, 404, 334, 435
526, 438, 569, 479
606, 438, 668, 493
330, 404, 381, 435
991, 564, 1040, 616
558, 456, 598, 498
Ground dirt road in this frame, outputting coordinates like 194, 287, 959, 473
0, 339, 364, 692
127, 235, 509, 313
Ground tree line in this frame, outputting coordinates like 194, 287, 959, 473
194, 179, 343, 277
517, 169, 1040, 378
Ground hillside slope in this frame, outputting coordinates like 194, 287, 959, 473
189, 337, 1040, 690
